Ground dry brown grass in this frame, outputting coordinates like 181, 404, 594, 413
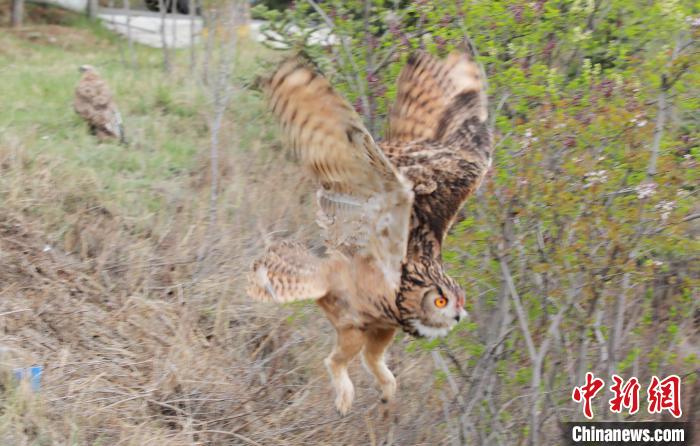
6, 9, 696, 445
0, 121, 456, 446
0, 20, 456, 444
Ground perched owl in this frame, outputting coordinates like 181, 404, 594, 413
74, 65, 125, 144
248, 49, 492, 414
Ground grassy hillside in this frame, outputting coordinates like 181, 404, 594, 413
1, 2, 698, 445
0, 8, 458, 446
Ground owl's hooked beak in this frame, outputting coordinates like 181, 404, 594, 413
454, 292, 467, 321
454, 308, 468, 322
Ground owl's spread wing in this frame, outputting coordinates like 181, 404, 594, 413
74, 71, 124, 141
384, 51, 492, 252
247, 241, 329, 303
259, 57, 414, 289
386, 51, 487, 146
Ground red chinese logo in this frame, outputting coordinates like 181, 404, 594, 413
609, 374, 640, 415
647, 375, 682, 418
572, 372, 605, 419
573, 374, 683, 419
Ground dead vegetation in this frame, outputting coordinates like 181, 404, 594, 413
0, 33, 452, 440
1, 3, 698, 445
0, 0, 74, 25
0, 134, 458, 446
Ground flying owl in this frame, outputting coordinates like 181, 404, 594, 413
248, 49, 492, 415
74, 65, 125, 144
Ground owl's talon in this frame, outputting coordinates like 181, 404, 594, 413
334, 380, 354, 415
326, 355, 356, 415
379, 375, 396, 403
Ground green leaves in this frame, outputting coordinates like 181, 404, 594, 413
261, 0, 697, 435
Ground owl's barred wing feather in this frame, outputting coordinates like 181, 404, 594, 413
384, 50, 492, 253
386, 50, 487, 146
258, 56, 414, 289
247, 242, 329, 303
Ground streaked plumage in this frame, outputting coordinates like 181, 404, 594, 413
74, 65, 125, 143
248, 49, 493, 414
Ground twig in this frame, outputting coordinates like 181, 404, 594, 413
158, 0, 172, 74
0, 308, 31, 317
305, 0, 371, 127
499, 257, 536, 360
197, 430, 264, 446
648, 35, 690, 176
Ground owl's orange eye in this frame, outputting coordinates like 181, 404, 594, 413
434, 296, 448, 308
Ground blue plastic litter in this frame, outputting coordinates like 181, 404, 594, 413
12, 365, 43, 392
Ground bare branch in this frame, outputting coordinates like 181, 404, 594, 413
499, 257, 537, 361
305, 0, 371, 129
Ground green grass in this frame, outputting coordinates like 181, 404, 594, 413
0, 13, 334, 446
2, 5, 698, 445
0, 12, 275, 235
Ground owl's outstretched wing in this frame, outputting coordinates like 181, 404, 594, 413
384, 50, 492, 254
74, 69, 125, 143
256, 56, 414, 291
387, 50, 487, 145
247, 242, 330, 303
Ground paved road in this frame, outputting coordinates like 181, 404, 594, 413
38, 0, 332, 48
98, 7, 203, 48
97, 8, 333, 49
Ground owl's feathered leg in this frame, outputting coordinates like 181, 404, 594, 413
362, 327, 397, 404
324, 326, 365, 415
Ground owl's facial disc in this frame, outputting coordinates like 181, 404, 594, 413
410, 285, 467, 339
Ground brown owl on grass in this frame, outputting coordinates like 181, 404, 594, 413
74, 65, 125, 144
248, 49, 493, 415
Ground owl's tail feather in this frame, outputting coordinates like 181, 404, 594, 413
247, 241, 330, 303
387, 50, 488, 144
